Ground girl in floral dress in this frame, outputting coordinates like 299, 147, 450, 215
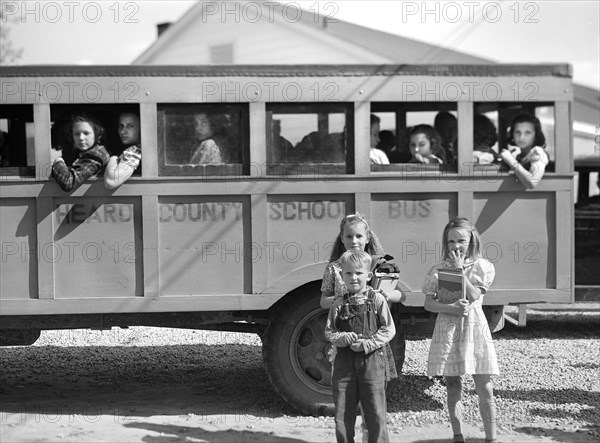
423, 217, 498, 443
321, 213, 404, 443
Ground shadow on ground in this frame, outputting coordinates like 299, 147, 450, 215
124, 421, 308, 443
513, 425, 600, 443
0, 343, 293, 419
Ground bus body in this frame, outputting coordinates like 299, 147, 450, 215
0, 64, 574, 415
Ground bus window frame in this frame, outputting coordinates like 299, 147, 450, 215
370, 101, 458, 173
48, 103, 142, 174
0, 104, 35, 178
265, 102, 355, 175
157, 103, 250, 177
473, 101, 557, 174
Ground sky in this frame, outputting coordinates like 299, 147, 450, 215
2, 0, 599, 90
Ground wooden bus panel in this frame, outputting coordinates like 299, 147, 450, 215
473, 193, 556, 289
53, 198, 143, 298
266, 195, 353, 281
0, 198, 38, 300
158, 196, 249, 295
370, 193, 458, 291
0, 72, 571, 105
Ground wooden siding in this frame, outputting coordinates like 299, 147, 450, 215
142, 18, 386, 65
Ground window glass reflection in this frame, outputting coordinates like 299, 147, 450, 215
267, 104, 353, 174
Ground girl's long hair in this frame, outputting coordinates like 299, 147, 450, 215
507, 113, 546, 148
329, 212, 384, 262
441, 217, 482, 261
409, 124, 447, 162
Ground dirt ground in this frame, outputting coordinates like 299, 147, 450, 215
1, 305, 599, 442
2, 381, 598, 443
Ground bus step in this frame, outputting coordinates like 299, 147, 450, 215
504, 304, 527, 327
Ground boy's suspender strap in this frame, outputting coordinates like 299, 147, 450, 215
367, 289, 382, 328
367, 289, 377, 305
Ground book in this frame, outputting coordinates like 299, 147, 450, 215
371, 272, 400, 293
370, 254, 400, 293
437, 268, 465, 304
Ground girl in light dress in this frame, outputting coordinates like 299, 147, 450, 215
423, 217, 498, 443
499, 113, 549, 189
189, 113, 223, 164
104, 112, 142, 189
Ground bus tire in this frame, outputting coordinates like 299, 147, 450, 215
262, 285, 335, 416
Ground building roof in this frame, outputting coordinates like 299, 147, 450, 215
300, 12, 492, 65
133, 1, 492, 65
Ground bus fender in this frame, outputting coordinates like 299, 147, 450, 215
260, 262, 327, 307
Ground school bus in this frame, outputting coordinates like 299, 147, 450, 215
0, 64, 574, 415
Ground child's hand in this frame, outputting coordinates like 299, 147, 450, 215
413, 153, 428, 164
500, 149, 514, 163
451, 299, 470, 317
448, 249, 465, 269
340, 332, 358, 347
350, 339, 365, 352
508, 145, 521, 157
501, 146, 520, 164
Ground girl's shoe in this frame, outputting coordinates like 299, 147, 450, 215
453, 434, 465, 443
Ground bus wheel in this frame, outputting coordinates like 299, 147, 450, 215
262, 287, 335, 416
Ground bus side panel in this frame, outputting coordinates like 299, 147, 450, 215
474, 192, 556, 289
371, 193, 458, 291
53, 198, 143, 298
0, 198, 38, 299
266, 196, 353, 281
158, 196, 249, 295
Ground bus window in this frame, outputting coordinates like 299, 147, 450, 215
371, 103, 457, 171
158, 104, 249, 176
0, 105, 35, 177
266, 103, 353, 175
50, 104, 141, 169
474, 102, 556, 172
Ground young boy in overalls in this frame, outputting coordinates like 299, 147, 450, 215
325, 250, 396, 443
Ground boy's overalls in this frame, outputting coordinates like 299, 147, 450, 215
332, 289, 389, 443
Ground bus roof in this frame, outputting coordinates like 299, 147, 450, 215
0, 64, 573, 78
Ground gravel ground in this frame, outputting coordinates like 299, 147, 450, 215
1, 305, 599, 442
